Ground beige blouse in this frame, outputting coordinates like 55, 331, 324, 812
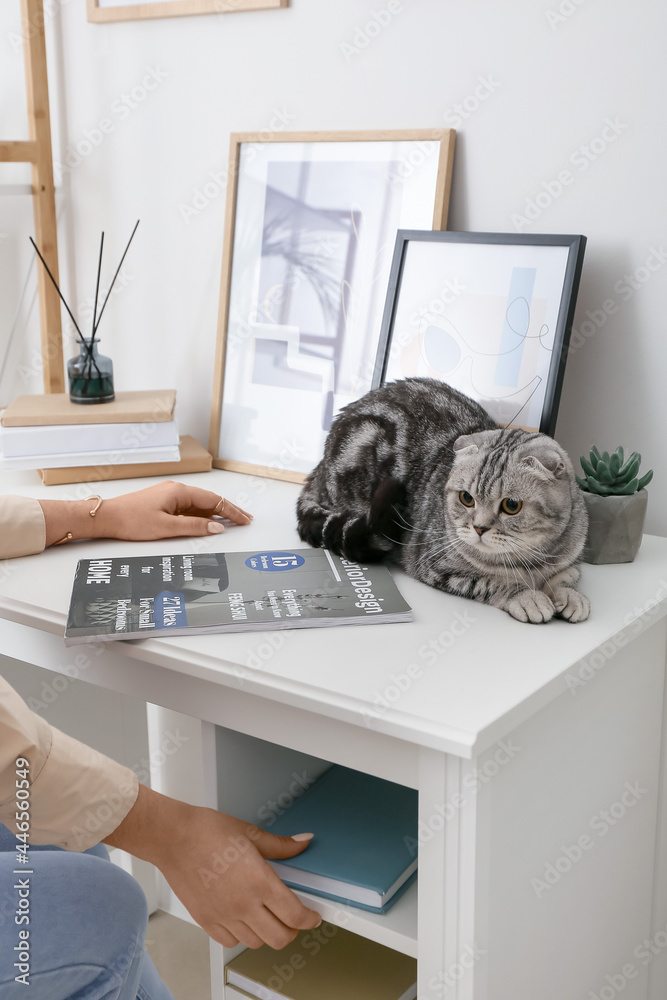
0, 495, 138, 850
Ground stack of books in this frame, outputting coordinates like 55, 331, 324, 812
264, 764, 418, 914
225, 923, 417, 1000
0, 390, 212, 484
224, 767, 419, 998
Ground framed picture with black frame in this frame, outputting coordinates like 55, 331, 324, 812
372, 231, 586, 436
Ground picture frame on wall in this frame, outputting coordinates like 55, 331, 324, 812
209, 129, 456, 483
373, 230, 586, 436
86, 0, 286, 24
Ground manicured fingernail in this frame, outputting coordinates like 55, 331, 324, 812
207, 522, 224, 534
291, 833, 314, 842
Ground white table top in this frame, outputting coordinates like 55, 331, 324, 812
2, 468, 667, 758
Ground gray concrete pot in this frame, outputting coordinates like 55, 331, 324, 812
581, 489, 648, 564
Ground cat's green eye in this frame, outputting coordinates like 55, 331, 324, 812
459, 491, 475, 508
501, 497, 523, 515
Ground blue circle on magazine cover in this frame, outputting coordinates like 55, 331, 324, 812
245, 552, 306, 572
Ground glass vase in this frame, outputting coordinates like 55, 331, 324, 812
67, 340, 115, 404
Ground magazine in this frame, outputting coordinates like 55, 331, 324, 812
64, 548, 412, 646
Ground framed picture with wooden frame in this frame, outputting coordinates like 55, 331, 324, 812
209, 129, 456, 483
86, 0, 285, 24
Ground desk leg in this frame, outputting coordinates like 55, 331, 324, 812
418, 749, 485, 1000
648, 626, 667, 1000
468, 620, 666, 1000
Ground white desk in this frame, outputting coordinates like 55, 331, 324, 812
2, 469, 667, 1000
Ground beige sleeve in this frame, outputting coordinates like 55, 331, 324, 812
0, 674, 138, 851
0, 496, 46, 558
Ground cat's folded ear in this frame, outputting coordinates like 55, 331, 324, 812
453, 434, 479, 457
453, 430, 500, 457
520, 438, 569, 480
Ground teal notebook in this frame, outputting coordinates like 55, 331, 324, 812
266, 764, 418, 914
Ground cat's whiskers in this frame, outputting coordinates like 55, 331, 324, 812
393, 509, 427, 532
383, 508, 434, 546
502, 552, 523, 591
508, 551, 539, 591
426, 536, 462, 560
384, 526, 434, 548
512, 534, 557, 556
509, 556, 524, 590
499, 552, 512, 588
420, 536, 462, 570
461, 527, 510, 560
459, 529, 550, 592
510, 537, 561, 566
380, 532, 408, 546
508, 549, 550, 591
405, 527, 458, 552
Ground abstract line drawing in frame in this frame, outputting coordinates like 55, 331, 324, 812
209, 129, 456, 483
373, 231, 586, 436
87, 0, 285, 24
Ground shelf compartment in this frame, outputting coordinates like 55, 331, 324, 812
292, 880, 417, 959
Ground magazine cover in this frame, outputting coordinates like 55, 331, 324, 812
64, 548, 412, 645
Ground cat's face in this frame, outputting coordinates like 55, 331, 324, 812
444, 429, 579, 565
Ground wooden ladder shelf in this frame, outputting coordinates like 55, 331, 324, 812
0, 0, 64, 392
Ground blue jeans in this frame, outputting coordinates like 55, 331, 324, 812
0, 824, 175, 999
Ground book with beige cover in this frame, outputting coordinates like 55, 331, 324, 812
1, 389, 176, 426
225, 922, 417, 1000
39, 435, 211, 485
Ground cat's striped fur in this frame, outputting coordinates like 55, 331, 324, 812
297, 378, 590, 623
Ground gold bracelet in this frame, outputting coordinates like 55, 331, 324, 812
85, 495, 104, 517
53, 495, 104, 545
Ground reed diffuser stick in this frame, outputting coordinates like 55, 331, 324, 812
84, 231, 106, 383
93, 220, 140, 335
91, 231, 105, 337
29, 237, 92, 358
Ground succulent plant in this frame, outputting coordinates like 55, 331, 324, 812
577, 446, 653, 496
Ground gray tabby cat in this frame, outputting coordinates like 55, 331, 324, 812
297, 378, 590, 623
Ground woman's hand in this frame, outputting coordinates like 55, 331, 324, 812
104, 785, 321, 949
92, 480, 252, 540
39, 480, 252, 546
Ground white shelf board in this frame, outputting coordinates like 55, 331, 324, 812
293, 881, 417, 958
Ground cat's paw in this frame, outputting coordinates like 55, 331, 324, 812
506, 589, 555, 624
320, 510, 394, 562
321, 512, 349, 555
297, 509, 328, 548
551, 586, 591, 623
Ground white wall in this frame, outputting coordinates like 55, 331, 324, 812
1, 0, 666, 531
